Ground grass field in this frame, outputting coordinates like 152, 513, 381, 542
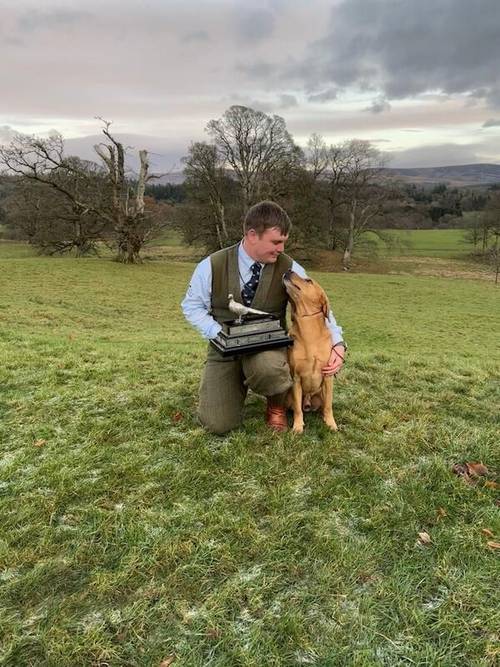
0, 244, 499, 666
150, 229, 473, 259
362, 229, 472, 258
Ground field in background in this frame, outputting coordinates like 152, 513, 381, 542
0, 248, 499, 665
365, 229, 472, 257
149, 228, 473, 258
0, 228, 482, 265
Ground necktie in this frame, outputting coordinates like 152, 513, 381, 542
241, 262, 262, 306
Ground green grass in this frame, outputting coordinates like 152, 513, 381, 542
0, 250, 499, 666
0, 241, 38, 259
363, 229, 472, 258
146, 230, 186, 247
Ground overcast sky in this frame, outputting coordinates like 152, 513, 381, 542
1, 0, 500, 170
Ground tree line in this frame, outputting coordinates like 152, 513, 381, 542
1, 106, 499, 269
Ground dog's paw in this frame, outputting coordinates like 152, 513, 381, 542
325, 419, 338, 431
292, 423, 304, 434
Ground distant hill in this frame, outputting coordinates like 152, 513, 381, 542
154, 164, 500, 187
150, 172, 185, 185
383, 163, 500, 187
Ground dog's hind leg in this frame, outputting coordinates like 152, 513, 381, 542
321, 376, 338, 431
291, 379, 305, 433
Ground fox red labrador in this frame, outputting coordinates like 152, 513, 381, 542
283, 270, 338, 434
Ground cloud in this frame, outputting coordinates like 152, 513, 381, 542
0, 125, 17, 145
482, 118, 500, 127
387, 139, 500, 168
236, 61, 275, 79
224, 93, 297, 114
296, 0, 500, 108
183, 30, 210, 43
307, 87, 338, 103
64, 134, 187, 173
364, 96, 391, 114
235, 8, 276, 42
279, 94, 298, 109
18, 8, 92, 32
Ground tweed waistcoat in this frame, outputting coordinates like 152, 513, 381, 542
210, 243, 292, 329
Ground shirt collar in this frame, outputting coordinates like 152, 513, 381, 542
238, 241, 263, 271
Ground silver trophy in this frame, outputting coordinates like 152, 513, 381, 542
210, 294, 294, 357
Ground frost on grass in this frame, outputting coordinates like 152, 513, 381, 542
422, 586, 449, 611
294, 649, 318, 664
236, 564, 262, 583
0, 452, 18, 468
316, 510, 366, 542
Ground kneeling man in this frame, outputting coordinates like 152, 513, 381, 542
181, 201, 346, 434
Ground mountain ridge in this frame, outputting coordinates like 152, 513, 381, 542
381, 163, 500, 186
149, 163, 500, 187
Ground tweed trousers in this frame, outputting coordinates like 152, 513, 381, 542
198, 347, 293, 435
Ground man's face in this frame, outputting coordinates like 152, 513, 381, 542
245, 227, 289, 263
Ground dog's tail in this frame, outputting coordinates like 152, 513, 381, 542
303, 394, 312, 411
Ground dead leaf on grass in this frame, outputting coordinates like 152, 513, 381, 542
465, 462, 489, 477
159, 656, 176, 667
436, 507, 447, 521
484, 480, 499, 490
417, 531, 432, 545
486, 541, 500, 550
452, 462, 491, 485
172, 411, 183, 423
481, 528, 495, 539
206, 627, 221, 639
451, 463, 472, 484
34, 439, 46, 447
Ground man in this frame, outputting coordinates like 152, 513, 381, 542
181, 201, 346, 434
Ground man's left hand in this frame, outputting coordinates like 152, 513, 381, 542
322, 345, 345, 376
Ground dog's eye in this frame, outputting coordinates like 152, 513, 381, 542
305, 278, 313, 283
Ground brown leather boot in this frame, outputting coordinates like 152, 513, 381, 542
266, 399, 288, 432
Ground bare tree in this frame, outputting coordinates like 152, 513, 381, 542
182, 142, 229, 249
206, 105, 299, 210
326, 140, 389, 269
479, 191, 500, 283
93, 119, 164, 263
0, 121, 167, 262
487, 226, 500, 285
0, 135, 110, 254
306, 133, 329, 180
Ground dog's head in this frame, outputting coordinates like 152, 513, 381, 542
282, 269, 330, 318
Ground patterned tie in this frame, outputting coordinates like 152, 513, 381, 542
241, 262, 262, 306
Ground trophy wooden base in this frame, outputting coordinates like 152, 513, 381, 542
210, 315, 293, 357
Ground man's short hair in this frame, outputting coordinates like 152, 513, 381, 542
243, 201, 291, 236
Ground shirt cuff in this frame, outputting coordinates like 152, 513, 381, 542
207, 322, 223, 340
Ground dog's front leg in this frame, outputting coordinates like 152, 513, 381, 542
321, 376, 338, 431
291, 378, 304, 433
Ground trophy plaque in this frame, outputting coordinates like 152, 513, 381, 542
210, 314, 293, 357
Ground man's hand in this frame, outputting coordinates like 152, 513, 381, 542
322, 344, 345, 377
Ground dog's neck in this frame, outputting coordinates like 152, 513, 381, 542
291, 308, 327, 335
293, 305, 324, 319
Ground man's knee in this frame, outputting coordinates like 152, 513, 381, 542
243, 349, 292, 396
198, 408, 242, 436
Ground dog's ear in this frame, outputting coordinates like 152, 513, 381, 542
321, 291, 330, 319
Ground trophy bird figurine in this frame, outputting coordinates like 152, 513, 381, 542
228, 294, 268, 323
